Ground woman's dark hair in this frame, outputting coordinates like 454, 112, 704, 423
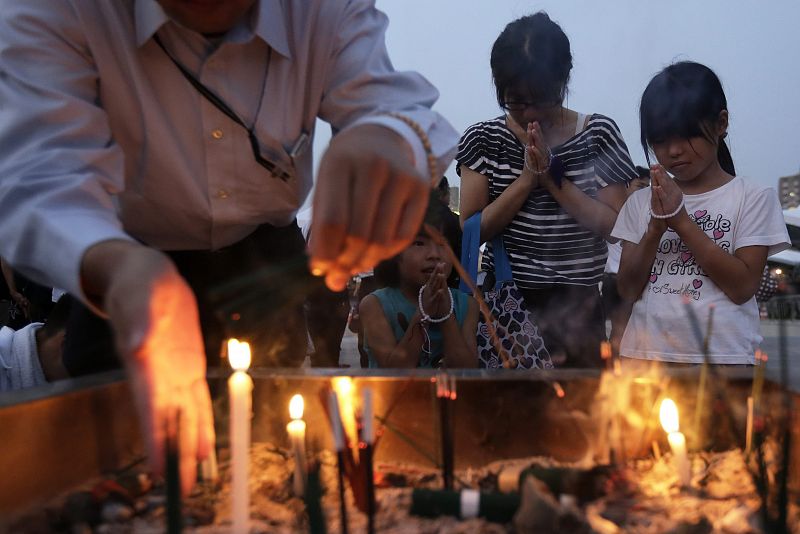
640, 61, 735, 175
490, 12, 572, 108
373, 191, 458, 288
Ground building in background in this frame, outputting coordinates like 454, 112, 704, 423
779, 171, 800, 209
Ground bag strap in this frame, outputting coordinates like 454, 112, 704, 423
459, 213, 481, 293
492, 234, 514, 285
459, 212, 514, 292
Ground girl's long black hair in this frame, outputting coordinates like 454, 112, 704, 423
640, 61, 735, 175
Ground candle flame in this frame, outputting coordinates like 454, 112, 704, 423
289, 394, 304, 420
659, 398, 680, 434
332, 376, 353, 396
331, 377, 357, 446
228, 338, 251, 371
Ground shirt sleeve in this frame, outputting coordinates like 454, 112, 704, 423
610, 189, 650, 245
733, 186, 791, 255
0, 2, 134, 304
455, 123, 491, 177
316, 0, 458, 184
590, 114, 638, 188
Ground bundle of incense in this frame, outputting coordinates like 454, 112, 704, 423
361, 388, 376, 534
436, 373, 456, 490
497, 465, 612, 505
410, 488, 520, 523
166, 413, 182, 534
327, 391, 349, 534
304, 461, 327, 534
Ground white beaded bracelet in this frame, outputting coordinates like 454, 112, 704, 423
524, 147, 553, 176
649, 196, 685, 220
418, 284, 454, 324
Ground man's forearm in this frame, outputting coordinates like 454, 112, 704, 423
80, 240, 168, 309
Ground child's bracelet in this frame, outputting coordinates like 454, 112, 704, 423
383, 112, 438, 185
649, 196, 685, 220
418, 285, 454, 324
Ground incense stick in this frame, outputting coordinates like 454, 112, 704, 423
166, 411, 182, 534
436, 373, 455, 490
304, 460, 327, 534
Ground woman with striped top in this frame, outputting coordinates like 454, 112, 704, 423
458, 12, 637, 367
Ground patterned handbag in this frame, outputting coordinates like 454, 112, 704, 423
460, 213, 553, 369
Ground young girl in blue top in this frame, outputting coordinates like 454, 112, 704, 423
612, 62, 790, 364
360, 207, 479, 368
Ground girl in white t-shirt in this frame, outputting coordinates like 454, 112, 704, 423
611, 62, 790, 365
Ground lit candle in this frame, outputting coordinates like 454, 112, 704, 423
362, 388, 376, 534
362, 388, 374, 445
228, 339, 253, 533
287, 394, 307, 496
752, 350, 767, 409
745, 395, 754, 455
332, 377, 358, 447
328, 391, 349, 534
659, 398, 691, 487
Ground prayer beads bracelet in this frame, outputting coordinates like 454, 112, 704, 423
418, 285, 454, 324
649, 196, 685, 220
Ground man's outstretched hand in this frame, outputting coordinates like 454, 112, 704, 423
309, 124, 431, 291
82, 241, 215, 495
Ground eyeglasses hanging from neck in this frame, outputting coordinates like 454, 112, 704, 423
153, 34, 291, 182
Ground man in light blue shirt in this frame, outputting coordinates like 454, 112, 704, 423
0, 0, 457, 493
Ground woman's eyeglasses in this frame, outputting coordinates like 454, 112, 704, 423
501, 100, 560, 112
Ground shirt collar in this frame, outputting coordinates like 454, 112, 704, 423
134, 0, 291, 58
134, 0, 169, 47
251, 0, 291, 58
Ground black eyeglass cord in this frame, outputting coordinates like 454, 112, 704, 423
152, 34, 290, 181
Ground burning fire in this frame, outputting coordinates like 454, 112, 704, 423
289, 394, 304, 420
228, 338, 251, 371
659, 398, 680, 434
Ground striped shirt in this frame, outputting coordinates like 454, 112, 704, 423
457, 114, 636, 289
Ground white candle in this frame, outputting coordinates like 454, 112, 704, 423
228, 339, 253, 533
332, 377, 358, 447
660, 398, 691, 487
362, 388, 374, 445
328, 391, 345, 452
745, 396, 754, 455
287, 394, 307, 496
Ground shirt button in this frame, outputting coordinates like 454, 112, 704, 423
216, 189, 229, 199
211, 129, 224, 140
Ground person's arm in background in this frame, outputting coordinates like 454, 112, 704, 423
1, 257, 29, 318
611, 188, 663, 302
617, 224, 666, 302
308, 0, 459, 290
459, 166, 537, 242
458, 120, 538, 242
527, 123, 625, 240
0, 3, 212, 494
359, 295, 425, 368
532, 117, 636, 240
